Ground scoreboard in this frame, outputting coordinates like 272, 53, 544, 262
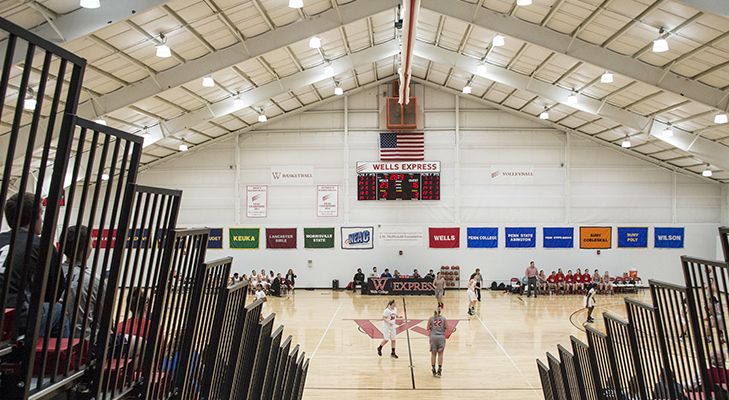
356, 161, 440, 201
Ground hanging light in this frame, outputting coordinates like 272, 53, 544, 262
289, 0, 303, 8
462, 84, 472, 94
142, 126, 152, 141
621, 136, 631, 148
653, 29, 669, 53
539, 107, 549, 120
23, 88, 36, 110
702, 165, 713, 177
94, 117, 107, 126
601, 71, 613, 83
309, 36, 322, 48
714, 113, 728, 124
324, 64, 334, 76
234, 94, 245, 108
662, 126, 673, 137
80, 0, 100, 9
101, 173, 110, 181
179, 139, 188, 151
516, 0, 532, 5
202, 76, 214, 87
493, 35, 505, 47
334, 81, 343, 96
567, 92, 578, 104
156, 34, 171, 58
477, 63, 487, 74
257, 108, 267, 122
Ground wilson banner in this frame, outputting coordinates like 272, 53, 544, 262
654, 227, 684, 248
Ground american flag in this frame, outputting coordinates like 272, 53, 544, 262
379, 132, 424, 161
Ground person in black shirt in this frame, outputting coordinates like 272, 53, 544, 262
424, 269, 435, 280
270, 273, 282, 297
353, 268, 365, 293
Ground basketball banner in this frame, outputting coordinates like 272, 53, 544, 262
580, 227, 611, 249
246, 185, 267, 218
429, 227, 459, 248
505, 227, 536, 248
655, 227, 684, 248
266, 228, 296, 249
466, 227, 498, 248
304, 228, 335, 249
618, 227, 648, 248
207, 228, 223, 249
543, 227, 574, 248
317, 185, 338, 217
341, 227, 374, 249
229, 228, 260, 249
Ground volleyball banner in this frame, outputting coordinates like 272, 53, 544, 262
467, 227, 498, 248
304, 228, 335, 249
543, 227, 574, 248
655, 227, 684, 248
266, 228, 297, 249
429, 227, 460, 248
618, 227, 648, 248
580, 227, 611, 249
505, 227, 536, 248
208, 228, 223, 249
342, 227, 374, 250
229, 228, 260, 249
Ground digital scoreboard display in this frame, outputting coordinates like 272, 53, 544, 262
357, 172, 440, 200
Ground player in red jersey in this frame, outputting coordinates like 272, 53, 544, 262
547, 271, 557, 294
573, 268, 584, 294
582, 270, 592, 294
555, 268, 565, 295
564, 270, 574, 295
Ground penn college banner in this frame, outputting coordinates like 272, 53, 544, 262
618, 227, 648, 248
543, 227, 574, 249
246, 185, 267, 218
341, 227, 374, 250
270, 166, 314, 185
505, 227, 536, 248
378, 226, 423, 247
466, 227, 498, 248
580, 227, 612, 249
490, 165, 534, 185
654, 227, 684, 248
304, 228, 335, 249
229, 228, 260, 249
266, 228, 297, 249
317, 185, 338, 217
429, 227, 459, 248
207, 228, 223, 249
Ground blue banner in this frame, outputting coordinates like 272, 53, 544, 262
654, 227, 684, 248
618, 227, 648, 248
208, 228, 223, 249
505, 227, 536, 248
467, 227, 498, 248
543, 227, 574, 248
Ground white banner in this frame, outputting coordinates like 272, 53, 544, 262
271, 166, 314, 185
246, 185, 267, 218
317, 185, 338, 217
490, 165, 534, 184
356, 161, 440, 174
341, 227, 374, 249
378, 226, 423, 247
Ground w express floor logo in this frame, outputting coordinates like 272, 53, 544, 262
348, 318, 464, 339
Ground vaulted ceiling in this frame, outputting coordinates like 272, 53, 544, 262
2, 0, 729, 183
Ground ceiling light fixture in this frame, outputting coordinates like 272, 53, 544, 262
324, 64, 334, 77
462, 83, 472, 94
653, 28, 669, 53
23, 88, 36, 110
156, 34, 171, 58
621, 136, 631, 148
702, 165, 713, 177
179, 139, 188, 152
662, 126, 673, 137
257, 108, 267, 122
289, 0, 304, 8
101, 173, 110, 181
79, 0, 100, 9
714, 112, 728, 124
309, 36, 322, 48
234, 93, 245, 108
142, 126, 151, 141
601, 71, 613, 83
567, 92, 578, 104
539, 107, 549, 120
202, 76, 214, 87
516, 0, 532, 5
334, 81, 343, 96
94, 117, 107, 126
493, 35, 505, 47
477, 63, 487, 74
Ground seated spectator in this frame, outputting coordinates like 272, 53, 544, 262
270, 273, 282, 297
285, 269, 297, 289
381, 268, 393, 278
547, 271, 557, 293
392, 270, 401, 278
592, 269, 601, 287
412, 269, 421, 278
565, 270, 574, 295
602, 271, 613, 294
555, 268, 565, 294
581, 270, 592, 293
683, 350, 728, 392
61, 225, 100, 340
574, 268, 584, 294
369, 266, 378, 278
228, 272, 241, 286
259, 268, 270, 288
353, 268, 365, 292
538, 270, 548, 294
424, 269, 435, 280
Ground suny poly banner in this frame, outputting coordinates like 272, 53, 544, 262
505, 227, 536, 248
304, 228, 335, 249
429, 227, 460, 248
618, 227, 648, 248
655, 227, 684, 248
580, 227, 611, 249
266, 228, 297, 249
229, 228, 260, 249
543, 227, 574, 248
467, 227, 498, 248
341, 227, 374, 249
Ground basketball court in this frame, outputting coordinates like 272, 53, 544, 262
263, 288, 651, 398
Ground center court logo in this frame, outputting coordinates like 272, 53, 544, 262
349, 318, 464, 339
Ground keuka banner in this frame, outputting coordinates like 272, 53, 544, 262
543, 227, 574, 248
655, 227, 684, 248
580, 227, 611, 249
618, 227, 648, 248
342, 227, 374, 249
304, 228, 335, 249
266, 228, 297, 249
467, 227, 498, 248
505, 227, 536, 248
429, 227, 460, 248
229, 228, 260, 249
207, 228, 223, 249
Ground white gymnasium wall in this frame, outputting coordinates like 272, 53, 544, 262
137, 84, 726, 287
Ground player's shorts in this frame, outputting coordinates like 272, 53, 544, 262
382, 323, 397, 341
430, 335, 446, 352
584, 297, 595, 308
467, 290, 477, 302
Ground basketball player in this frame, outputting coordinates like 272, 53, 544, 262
584, 283, 596, 323
378, 299, 403, 358
255, 283, 267, 322
434, 272, 445, 309
467, 273, 477, 315
427, 308, 447, 377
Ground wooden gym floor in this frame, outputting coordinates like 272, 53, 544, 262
263, 287, 652, 399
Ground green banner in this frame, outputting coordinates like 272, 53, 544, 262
229, 227, 260, 249
304, 228, 335, 249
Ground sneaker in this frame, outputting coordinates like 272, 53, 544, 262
391, 353, 398, 359
432, 370, 438, 377
377, 347, 382, 356
437, 370, 442, 377
587, 317, 595, 323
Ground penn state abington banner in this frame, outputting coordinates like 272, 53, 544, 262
505, 227, 536, 248
467, 227, 498, 248
429, 227, 460, 248
543, 227, 574, 248
655, 227, 684, 248
618, 227, 648, 248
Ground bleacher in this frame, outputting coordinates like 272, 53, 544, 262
538, 226, 729, 400
0, 16, 308, 400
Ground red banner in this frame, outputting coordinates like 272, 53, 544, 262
91, 229, 117, 249
266, 228, 297, 249
429, 227, 460, 248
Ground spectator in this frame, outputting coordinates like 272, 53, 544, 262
369, 266, 378, 278
547, 271, 557, 294
592, 269, 601, 288
250, 269, 259, 287
228, 272, 241, 286
270, 273, 282, 297
555, 268, 565, 294
538, 270, 548, 295
61, 225, 100, 340
574, 268, 584, 294
581, 270, 592, 293
285, 269, 297, 287
706, 296, 725, 344
473, 268, 483, 301
412, 269, 421, 278
353, 268, 365, 293
602, 271, 613, 295
259, 268, 270, 289
381, 268, 393, 278
565, 270, 574, 295
392, 269, 401, 279
525, 261, 538, 298
424, 269, 435, 280
682, 350, 728, 392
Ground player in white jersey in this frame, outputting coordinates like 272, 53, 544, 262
377, 299, 403, 359
467, 273, 478, 315
255, 283, 267, 321
427, 308, 447, 377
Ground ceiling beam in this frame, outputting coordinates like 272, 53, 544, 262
420, 0, 729, 111
676, 0, 729, 19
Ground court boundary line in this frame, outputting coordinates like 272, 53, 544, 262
475, 314, 534, 388
402, 297, 416, 389
311, 300, 343, 360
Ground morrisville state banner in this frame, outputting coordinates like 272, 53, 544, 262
618, 227, 648, 248
229, 228, 260, 249
304, 228, 335, 249
266, 228, 297, 249
580, 227, 612, 249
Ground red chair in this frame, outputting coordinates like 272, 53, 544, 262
613, 277, 624, 293
2, 308, 14, 341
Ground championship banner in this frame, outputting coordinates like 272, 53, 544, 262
246, 185, 267, 218
466, 227, 498, 248
91, 229, 117, 249
655, 227, 684, 248
378, 226, 423, 247
317, 185, 338, 217
304, 228, 335, 249
207, 228, 223, 249
618, 227, 648, 248
266, 228, 297, 249
341, 227, 374, 250
270, 166, 314, 185
543, 227, 574, 248
229, 228, 260, 249
429, 227, 460, 248
505, 227, 536, 248
491, 165, 534, 185
580, 227, 612, 249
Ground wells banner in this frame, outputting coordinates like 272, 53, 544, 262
467, 227, 498, 248
266, 228, 297, 249
580, 227, 612, 249
429, 227, 460, 248
543, 227, 574, 248
342, 227, 374, 249
304, 228, 335, 249
618, 227, 648, 248
655, 227, 684, 248
505, 227, 536, 248
229, 228, 260, 249
208, 228, 223, 249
